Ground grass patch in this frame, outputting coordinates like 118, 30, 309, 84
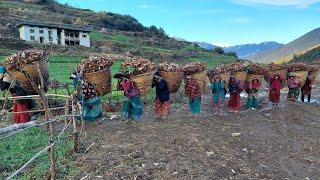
188, 54, 236, 67
0, 56, 7, 61
0, 127, 73, 179
49, 55, 83, 83
111, 34, 130, 43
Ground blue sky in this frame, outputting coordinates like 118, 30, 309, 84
57, 0, 320, 46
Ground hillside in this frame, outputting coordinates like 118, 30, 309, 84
0, 0, 237, 65
196, 42, 216, 50
292, 45, 320, 64
196, 41, 283, 59
224, 42, 283, 59
247, 28, 320, 63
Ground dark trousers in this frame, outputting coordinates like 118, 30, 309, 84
301, 94, 311, 103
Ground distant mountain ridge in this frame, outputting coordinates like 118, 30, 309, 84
196, 41, 284, 59
224, 42, 284, 59
196, 42, 216, 50
248, 27, 320, 63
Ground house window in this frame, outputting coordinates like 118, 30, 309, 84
39, 30, 44, 34
82, 34, 87, 38
30, 36, 35, 41
48, 30, 53, 41
30, 29, 35, 33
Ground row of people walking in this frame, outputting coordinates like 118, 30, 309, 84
113, 71, 315, 122
0, 66, 314, 124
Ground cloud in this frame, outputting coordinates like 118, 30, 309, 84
233, 0, 320, 7
230, 17, 252, 23
212, 42, 233, 47
138, 4, 149, 9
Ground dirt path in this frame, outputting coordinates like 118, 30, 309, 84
65, 99, 320, 179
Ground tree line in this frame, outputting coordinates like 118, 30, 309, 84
292, 46, 320, 63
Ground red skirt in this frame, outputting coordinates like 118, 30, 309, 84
269, 89, 280, 103
13, 101, 30, 124
228, 92, 240, 111
155, 99, 170, 117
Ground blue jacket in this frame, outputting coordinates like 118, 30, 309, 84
228, 80, 240, 93
152, 79, 170, 102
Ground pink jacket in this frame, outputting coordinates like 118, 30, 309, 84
287, 77, 299, 89
118, 79, 140, 98
269, 74, 283, 91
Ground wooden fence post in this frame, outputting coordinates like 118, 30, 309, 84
23, 63, 56, 179
71, 96, 79, 153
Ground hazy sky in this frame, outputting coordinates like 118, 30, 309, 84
57, 0, 320, 46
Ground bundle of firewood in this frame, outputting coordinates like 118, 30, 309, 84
77, 56, 114, 73
306, 65, 319, 72
4, 50, 48, 71
227, 62, 246, 72
120, 57, 154, 76
183, 62, 207, 75
207, 64, 228, 77
157, 62, 183, 72
287, 63, 311, 72
266, 63, 286, 71
245, 63, 267, 75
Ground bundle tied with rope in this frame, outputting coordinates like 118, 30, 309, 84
227, 62, 247, 82
183, 62, 207, 93
245, 63, 266, 83
157, 62, 183, 93
120, 57, 154, 95
264, 63, 287, 87
287, 63, 310, 87
77, 56, 114, 96
3, 50, 49, 95
308, 65, 320, 83
207, 64, 230, 86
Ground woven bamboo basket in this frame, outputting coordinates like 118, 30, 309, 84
131, 71, 153, 95
264, 69, 287, 88
159, 71, 184, 93
7, 60, 49, 95
233, 71, 247, 82
191, 71, 206, 93
246, 74, 264, 83
83, 68, 112, 96
289, 71, 308, 88
208, 71, 231, 85
310, 70, 319, 83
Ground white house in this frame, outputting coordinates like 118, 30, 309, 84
18, 21, 93, 47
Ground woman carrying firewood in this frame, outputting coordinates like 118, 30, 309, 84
211, 75, 226, 116
287, 73, 300, 102
228, 75, 242, 113
152, 72, 170, 119
70, 72, 103, 122
245, 77, 261, 110
0, 72, 34, 124
115, 73, 143, 122
269, 73, 284, 106
185, 75, 201, 114
301, 72, 313, 103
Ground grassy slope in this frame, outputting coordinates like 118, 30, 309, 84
274, 44, 320, 64
249, 28, 320, 63
0, 128, 73, 179
0, 0, 236, 65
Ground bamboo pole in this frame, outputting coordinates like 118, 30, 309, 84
64, 98, 69, 127
71, 96, 78, 153
22, 63, 56, 179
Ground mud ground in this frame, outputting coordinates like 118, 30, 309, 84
67, 90, 320, 179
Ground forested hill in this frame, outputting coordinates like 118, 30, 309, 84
292, 45, 320, 64
0, 0, 166, 37
0, 0, 237, 65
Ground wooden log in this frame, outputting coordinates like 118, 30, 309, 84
0, 121, 35, 135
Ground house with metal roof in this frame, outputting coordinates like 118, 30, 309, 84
18, 21, 93, 47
